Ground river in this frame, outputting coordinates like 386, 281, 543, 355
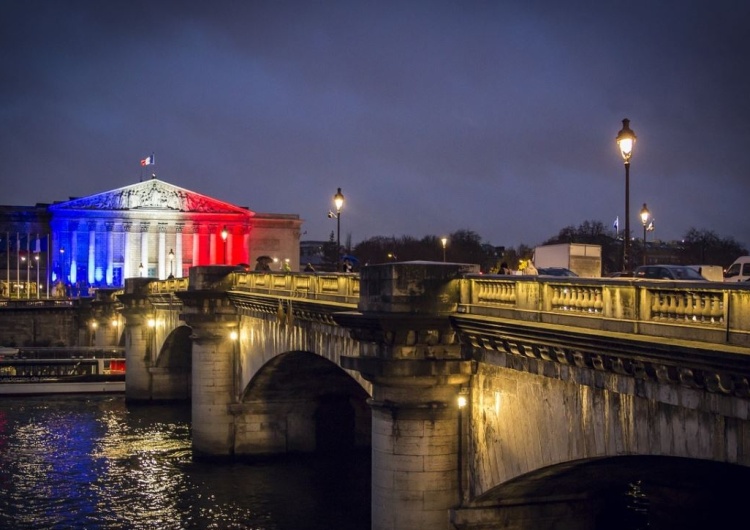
0, 395, 370, 530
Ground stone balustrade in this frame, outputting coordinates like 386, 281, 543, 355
460, 275, 750, 347
230, 270, 360, 305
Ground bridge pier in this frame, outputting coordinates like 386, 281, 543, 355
120, 280, 159, 402
177, 267, 240, 456
120, 278, 192, 402
340, 262, 477, 530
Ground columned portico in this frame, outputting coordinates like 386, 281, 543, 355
44, 177, 300, 289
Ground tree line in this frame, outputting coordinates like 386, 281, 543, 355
319, 221, 747, 275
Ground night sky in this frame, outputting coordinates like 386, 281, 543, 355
2, 1, 748, 250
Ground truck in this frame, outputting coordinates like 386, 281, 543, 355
532, 243, 602, 278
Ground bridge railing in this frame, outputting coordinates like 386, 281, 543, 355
230, 271, 360, 305
147, 277, 190, 294
458, 275, 750, 347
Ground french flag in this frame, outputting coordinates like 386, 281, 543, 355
140, 154, 154, 166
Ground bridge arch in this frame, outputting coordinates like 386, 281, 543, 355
146, 324, 192, 401
155, 324, 192, 369
233, 350, 371, 455
456, 455, 750, 529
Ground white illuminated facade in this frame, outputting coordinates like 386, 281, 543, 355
2, 177, 303, 291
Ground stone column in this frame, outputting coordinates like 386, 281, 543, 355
158, 223, 167, 279
88, 221, 96, 285
209, 225, 217, 265
226, 229, 233, 265
106, 222, 114, 285
140, 222, 150, 276
123, 222, 132, 280
175, 223, 184, 277
192, 223, 200, 267
338, 262, 478, 530
70, 221, 78, 285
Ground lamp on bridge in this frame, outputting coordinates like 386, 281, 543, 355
329, 188, 345, 256
34, 253, 40, 299
640, 203, 650, 266
168, 248, 174, 279
221, 226, 228, 264
441, 237, 448, 262
616, 118, 637, 272
230, 329, 239, 401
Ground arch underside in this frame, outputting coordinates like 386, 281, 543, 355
468, 455, 750, 528
240, 350, 372, 454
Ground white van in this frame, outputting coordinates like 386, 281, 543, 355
724, 256, 750, 282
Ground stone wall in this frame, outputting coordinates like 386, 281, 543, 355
0, 303, 88, 347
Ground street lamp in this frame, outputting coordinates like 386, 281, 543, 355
441, 237, 448, 262
640, 203, 650, 266
221, 226, 228, 264
230, 329, 239, 401
59, 247, 65, 285
332, 187, 344, 253
34, 253, 40, 299
168, 248, 174, 278
616, 118, 637, 271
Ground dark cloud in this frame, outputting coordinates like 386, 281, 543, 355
1, 0, 749, 250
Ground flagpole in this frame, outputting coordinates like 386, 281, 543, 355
46, 233, 50, 299
26, 233, 30, 299
15, 233, 20, 299
5, 232, 9, 298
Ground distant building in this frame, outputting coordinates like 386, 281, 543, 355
0, 177, 302, 297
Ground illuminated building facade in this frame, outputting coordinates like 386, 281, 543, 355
1, 178, 302, 296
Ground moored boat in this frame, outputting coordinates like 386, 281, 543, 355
0, 348, 125, 396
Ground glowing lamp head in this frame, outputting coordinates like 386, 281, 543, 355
333, 187, 344, 212
640, 203, 650, 226
616, 118, 637, 162
229, 330, 238, 341
457, 395, 467, 409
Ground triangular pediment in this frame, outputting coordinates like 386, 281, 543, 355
49, 178, 253, 215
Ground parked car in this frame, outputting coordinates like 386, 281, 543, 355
724, 256, 750, 282
605, 271, 634, 278
536, 267, 578, 277
633, 265, 708, 281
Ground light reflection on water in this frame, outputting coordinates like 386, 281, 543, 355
0, 396, 370, 530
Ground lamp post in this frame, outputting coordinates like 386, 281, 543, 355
441, 237, 448, 262
332, 188, 344, 253
221, 226, 228, 264
640, 203, 650, 266
111, 317, 120, 346
616, 118, 637, 271
59, 247, 65, 285
230, 329, 239, 401
34, 253, 40, 299
168, 248, 174, 278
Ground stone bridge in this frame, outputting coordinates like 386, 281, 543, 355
100, 264, 750, 528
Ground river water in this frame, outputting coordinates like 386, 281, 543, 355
0, 395, 370, 530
